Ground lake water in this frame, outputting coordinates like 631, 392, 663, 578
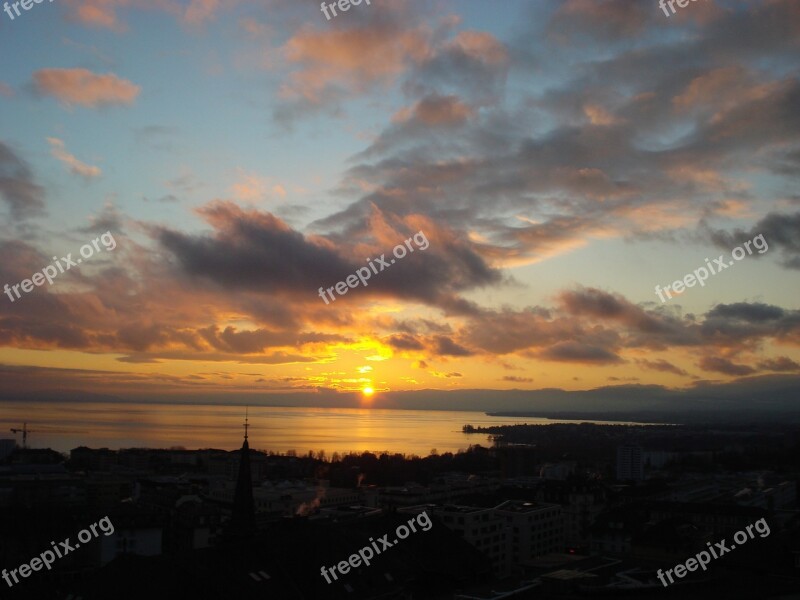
1, 402, 640, 456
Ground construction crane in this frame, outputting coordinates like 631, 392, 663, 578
9, 423, 85, 449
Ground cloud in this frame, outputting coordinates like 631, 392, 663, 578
757, 356, 800, 372
144, 194, 179, 203
430, 370, 462, 378
157, 200, 356, 294
184, 0, 221, 25
78, 202, 122, 233
2, 0, 800, 400
230, 169, 286, 202
393, 94, 474, 127
455, 295, 798, 368
0, 141, 46, 221
708, 211, 800, 270
384, 333, 424, 351
63, 0, 226, 30
539, 341, 623, 364
549, 0, 651, 42
698, 356, 756, 376
359, 93, 475, 156
433, 335, 473, 357
66, 0, 127, 31
279, 22, 431, 106
635, 358, 689, 377
502, 375, 533, 383
160, 200, 501, 311
47, 137, 101, 179
33, 68, 140, 108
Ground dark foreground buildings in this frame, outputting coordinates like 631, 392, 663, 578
1, 422, 800, 598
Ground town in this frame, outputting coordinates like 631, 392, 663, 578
1, 421, 798, 598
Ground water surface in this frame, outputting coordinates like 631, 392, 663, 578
0, 402, 643, 456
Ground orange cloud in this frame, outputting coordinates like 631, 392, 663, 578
281, 25, 432, 103
444, 31, 508, 66
392, 95, 474, 127
47, 137, 102, 179
33, 68, 140, 108
75, 1, 124, 30
230, 169, 286, 202
184, 0, 221, 25
63, 0, 224, 30
583, 103, 620, 126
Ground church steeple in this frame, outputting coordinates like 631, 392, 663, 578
230, 407, 255, 536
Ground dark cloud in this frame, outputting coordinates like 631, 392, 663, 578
757, 356, 800, 373
635, 358, 689, 377
158, 201, 353, 293
358, 94, 474, 158
502, 375, 533, 383
0, 141, 46, 221
160, 201, 501, 310
78, 203, 123, 233
384, 333, 424, 351
708, 211, 800, 270
408, 31, 509, 106
701, 302, 800, 346
698, 356, 756, 376
433, 335, 473, 357
539, 341, 623, 364
706, 302, 786, 322
547, 0, 652, 43
198, 325, 348, 354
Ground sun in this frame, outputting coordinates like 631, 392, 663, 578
362, 386, 374, 396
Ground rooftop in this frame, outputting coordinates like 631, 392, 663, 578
495, 500, 556, 513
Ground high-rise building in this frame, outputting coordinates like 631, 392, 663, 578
616, 444, 644, 481
0, 439, 16, 461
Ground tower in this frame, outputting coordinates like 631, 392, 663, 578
230, 408, 255, 536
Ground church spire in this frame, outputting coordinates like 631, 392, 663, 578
230, 408, 255, 537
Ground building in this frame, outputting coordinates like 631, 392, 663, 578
98, 507, 165, 566
378, 476, 499, 507
400, 504, 512, 577
70, 446, 117, 471
536, 480, 607, 549
616, 445, 644, 481
540, 462, 575, 481
0, 439, 15, 461
229, 414, 256, 537
646, 501, 769, 535
495, 500, 564, 564
589, 505, 648, 555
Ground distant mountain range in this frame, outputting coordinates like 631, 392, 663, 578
2, 372, 799, 424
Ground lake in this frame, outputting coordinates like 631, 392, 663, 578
1, 401, 642, 456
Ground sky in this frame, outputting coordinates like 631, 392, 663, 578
0, 0, 799, 414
